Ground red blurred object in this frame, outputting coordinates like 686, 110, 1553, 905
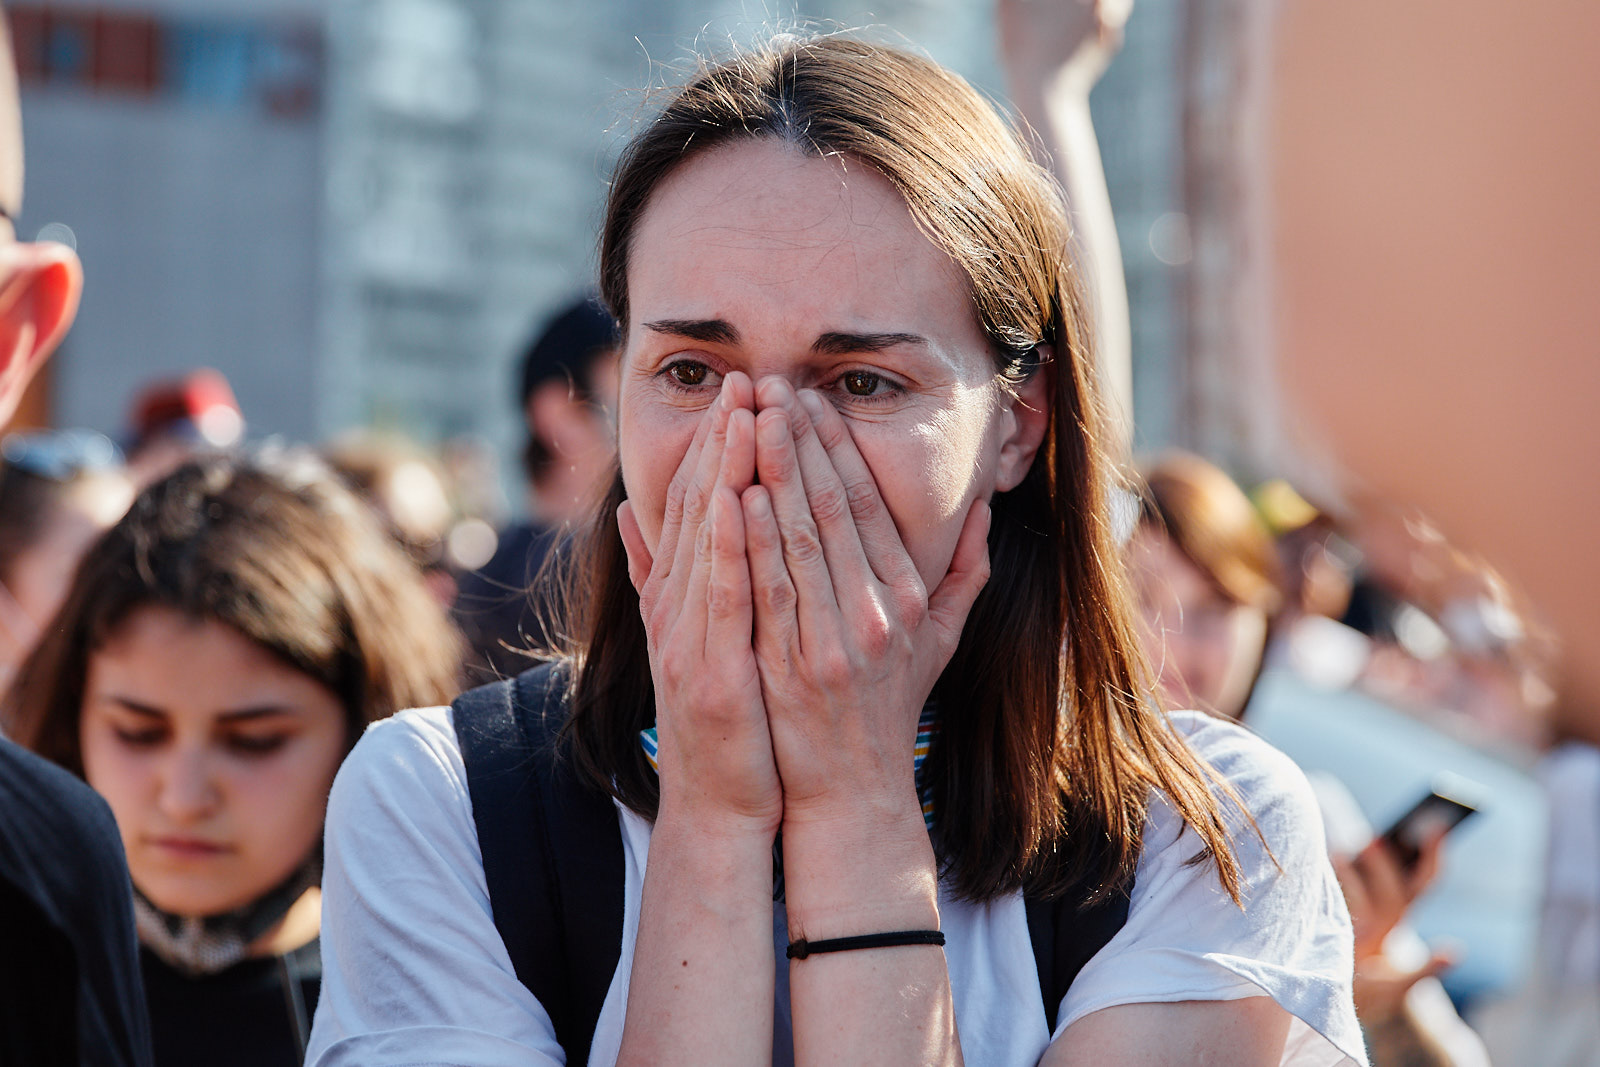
92, 12, 160, 95
129, 368, 242, 448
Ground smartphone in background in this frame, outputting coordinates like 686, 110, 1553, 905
1379, 781, 1483, 871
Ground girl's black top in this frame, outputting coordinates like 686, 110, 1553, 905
140, 938, 320, 1067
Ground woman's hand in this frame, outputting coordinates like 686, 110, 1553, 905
616, 381, 784, 1066
1334, 832, 1456, 1029
745, 375, 974, 1065
617, 373, 781, 836
998, 0, 1134, 97
741, 377, 991, 828
1335, 832, 1444, 963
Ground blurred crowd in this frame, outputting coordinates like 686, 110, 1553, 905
2, 3, 1596, 1067
4, 296, 1596, 1067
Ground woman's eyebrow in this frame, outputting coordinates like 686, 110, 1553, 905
216, 706, 296, 724
106, 697, 166, 718
640, 321, 928, 357
642, 318, 740, 345
103, 697, 293, 723
811, 331, 927, 355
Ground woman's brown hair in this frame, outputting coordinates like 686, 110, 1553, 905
559, 34, 1249, 903
5, 448, 463, 774
1140, 451, 1285, 618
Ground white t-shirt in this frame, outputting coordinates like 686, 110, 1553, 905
307, 707, 1366, 1066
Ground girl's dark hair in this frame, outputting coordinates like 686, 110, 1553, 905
6, 449, 463, 773
557, 34, 1248, 904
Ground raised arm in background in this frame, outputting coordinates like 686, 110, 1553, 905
998, 0, 1135, 448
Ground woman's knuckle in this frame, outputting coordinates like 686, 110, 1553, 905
889, 581, 925, 622
757, 575, 796, 614
683, 481, 710, 523
663, 476, 688, 518
859, 623, 892, 659
814, 646, 852, 686
843, 478, 879, 521
708, 579, 745, 618
810, 484, 850, 527
659, 643, 693, 687
785, 523, 824, 566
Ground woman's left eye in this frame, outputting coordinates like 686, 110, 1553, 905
112, 729, 165, 749
227, 734, 290, 757
660, 359, 718, 392
834, 370, 900, 399
840, 370, 880, 396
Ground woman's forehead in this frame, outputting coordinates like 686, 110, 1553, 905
625, 140, 980, 348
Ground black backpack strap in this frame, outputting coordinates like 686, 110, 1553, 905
1025, 879, 1132, 1033
453, 661, 625, 1066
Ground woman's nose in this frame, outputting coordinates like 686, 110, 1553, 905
156, 748, 221, 824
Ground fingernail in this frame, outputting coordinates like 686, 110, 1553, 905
798, 390, 825, 420
759, 412, 787, 444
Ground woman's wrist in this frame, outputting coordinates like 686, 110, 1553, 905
653, 800, 779, 855
780, 802, 940, 941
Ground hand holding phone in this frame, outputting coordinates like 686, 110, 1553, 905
1378, 780, 1482, 872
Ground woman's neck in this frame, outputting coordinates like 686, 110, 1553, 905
247, 886, 321, 958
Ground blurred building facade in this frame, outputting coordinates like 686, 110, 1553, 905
13, 0, 325, 441
14, 0, 1013, 481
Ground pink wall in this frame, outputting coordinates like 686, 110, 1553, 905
1269, 1, 1600, 738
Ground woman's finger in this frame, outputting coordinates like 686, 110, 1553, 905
753, 405, 841, 627
704, 487, 753, 656
926, 498, 991, 644
756, 379, 877, 598
1405, 830, 1446, 899
653, 393, 719, 585
1355, 838, 1409, 921
662, 380, 745, 605
721, 404, 758, 506
617, 499, 652, 596
742, 485, 798, 657
1331, 855, 1372, 928
794, 388, 922, 596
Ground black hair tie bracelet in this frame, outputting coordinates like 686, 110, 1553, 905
786, 930, 946, 960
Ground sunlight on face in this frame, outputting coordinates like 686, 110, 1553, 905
1127, 526, 1269, 720
616, 139, 1033, 591
78, 604, 348, 917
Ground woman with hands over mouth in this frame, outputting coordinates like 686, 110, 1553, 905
307, 34, 1366, 1067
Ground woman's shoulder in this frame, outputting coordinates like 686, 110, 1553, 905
1165, 708, 1310, 785
327, 705, 471, 848
1053, 710, 1364, 1062
336, 706, 463, 791
1161, 709, 1324, 846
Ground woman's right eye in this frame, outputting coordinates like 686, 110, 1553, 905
662, 360, 716, 390
112, 728, 165, 748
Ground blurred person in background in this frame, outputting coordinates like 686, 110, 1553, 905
454, 293, 618, 681
5, 449, 462, 1066
324, 432, 463, 611
123, 368, 245, 488
514, 294, 620, 527
999, 0, 1135, 444
0, 5, 153, 1062
0, 429, 133, 692
1473, 735, 1600, 1067
1252, 480, 1373, 691
1129, 451, 1490, 1067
